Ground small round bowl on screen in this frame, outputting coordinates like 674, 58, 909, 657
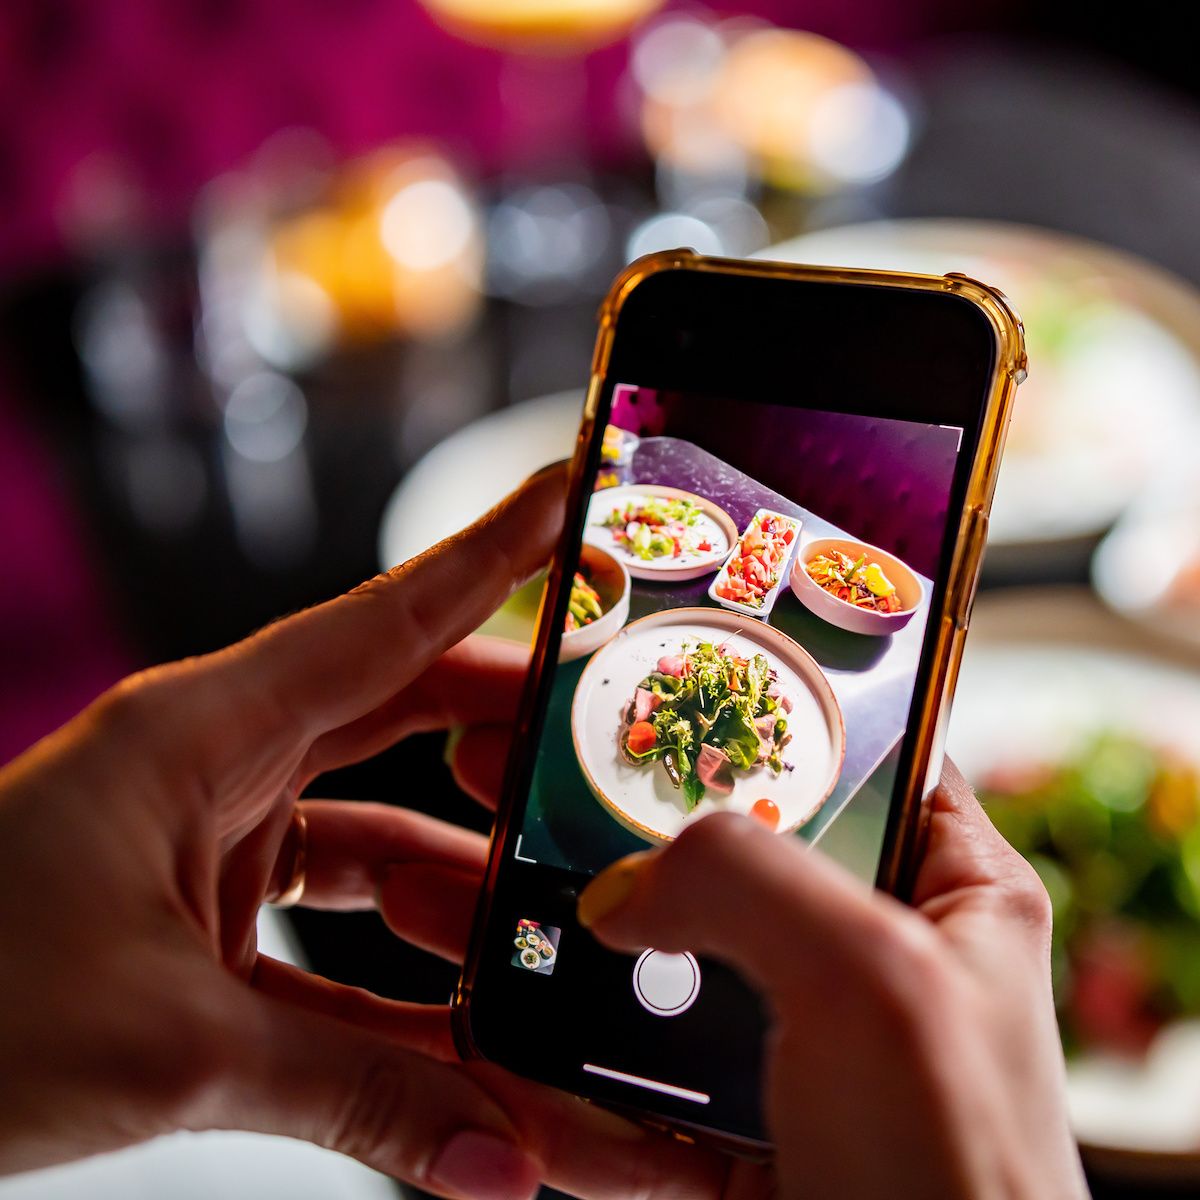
790, 537, 923, 636
560, 542, 631, 662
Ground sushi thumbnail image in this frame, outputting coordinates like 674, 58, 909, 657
511, 918, 561, 975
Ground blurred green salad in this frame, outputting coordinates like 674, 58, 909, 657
982, 735, 1200, 1057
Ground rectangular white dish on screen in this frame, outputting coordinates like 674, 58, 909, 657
707, 508, 801, 619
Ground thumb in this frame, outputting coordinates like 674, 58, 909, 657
578, 812, 912, 1003
220, 990, 541, 1199
911, 758, 1049, 911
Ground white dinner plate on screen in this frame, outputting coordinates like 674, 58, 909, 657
571, 608, 844, 844
584, 485, 737, 582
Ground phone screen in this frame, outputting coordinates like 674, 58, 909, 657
464, 269, 1001, 1144
518, 384, 963, 884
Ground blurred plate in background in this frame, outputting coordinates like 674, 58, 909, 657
950, 589, 1200, 1181
378, 389, 580, 641
1093, 458, 1200, 656
384, 224, 1200, 592
768, 221, 1200, 571
378, 388, 582, 568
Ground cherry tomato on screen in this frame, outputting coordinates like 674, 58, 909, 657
750, 798, 780, 830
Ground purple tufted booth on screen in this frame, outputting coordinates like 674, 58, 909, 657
610, 385, 958, 579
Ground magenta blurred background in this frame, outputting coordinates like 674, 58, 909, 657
2, 9, 1199, 1194
0, 0, 1009, 762
0, 0, 1004, 274
2, 0, 1195, 761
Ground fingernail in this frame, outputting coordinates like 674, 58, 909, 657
428, 1130, 540, 1200
578, 854, 650, 928
443, 725, 466, 768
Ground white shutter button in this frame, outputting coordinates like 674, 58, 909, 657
632, 950, 701, 1017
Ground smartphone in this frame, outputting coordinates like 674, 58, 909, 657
453, 251, 1026, 1150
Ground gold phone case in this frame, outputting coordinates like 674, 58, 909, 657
453, 249, 1026, 1141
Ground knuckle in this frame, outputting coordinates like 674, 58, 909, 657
116, 992, 236, 1130
89, 666, 218, 795
94, 663, 198, 746
95, 671, 162, 737
327, 1053, 416, 1169
347, 569, 393, 597
865, 917, 954, 1038
1002, 857, 1054, 938
321, 981, 381, 1030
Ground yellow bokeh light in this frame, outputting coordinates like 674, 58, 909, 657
419, 0, 664, 51
712, 30, 873, 188
262, 146, 483, 346
635, 23, 904, 194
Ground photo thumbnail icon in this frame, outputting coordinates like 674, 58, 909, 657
511, 918, 561, 975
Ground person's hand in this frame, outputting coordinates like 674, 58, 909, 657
0, 467, 744, 1199
579, 763, 1090, 1200
0, 459, 1087, 1200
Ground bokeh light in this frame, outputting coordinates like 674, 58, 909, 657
223, 372, 308, 464
631, 13, 725, 106
381, 178, 476, 271
632, 19, 911, 195
488, 183, 612, 302
75, 281, 170, 429
806, 81, 910, 185
418, 0, 664, 52
202, 147, 487, 367
625, 210, 722, 259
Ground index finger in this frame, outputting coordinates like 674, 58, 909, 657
298, 635, 529, 781
232, 464, 565, 738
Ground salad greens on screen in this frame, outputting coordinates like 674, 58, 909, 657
620, 640, 793, 811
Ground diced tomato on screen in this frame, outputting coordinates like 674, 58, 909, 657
627, 721, 657, 755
